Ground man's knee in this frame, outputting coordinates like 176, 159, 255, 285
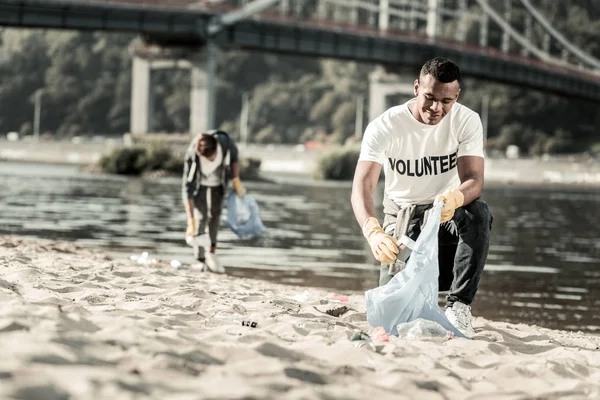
455, 199, 492, 232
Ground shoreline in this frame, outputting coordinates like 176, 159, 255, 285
1, 235, 600, 398
3, 139, 600, 187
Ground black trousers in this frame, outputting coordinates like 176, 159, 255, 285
192, 185, 225, 261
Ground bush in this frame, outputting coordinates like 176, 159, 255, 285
314, 146, 360, 180
98, 146, 148, 175
239, 157, 262, 181
97, 142, 262, 179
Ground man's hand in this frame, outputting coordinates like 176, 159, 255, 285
186, 217, 196, 237
435, 188, 464, 223
362, 217, 399, 264
232, 177, 246, 197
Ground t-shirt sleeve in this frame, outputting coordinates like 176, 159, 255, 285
457, 112, 485, 158
358, 120, 388, 164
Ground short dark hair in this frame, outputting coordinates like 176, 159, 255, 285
420, 57, 461, 84
197, 133, 217, 157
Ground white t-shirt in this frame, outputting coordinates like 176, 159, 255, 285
359, 99, 484, 206
199, 145, 223, 187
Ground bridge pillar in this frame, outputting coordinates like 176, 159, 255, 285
190, 44, 217, 134
130, 57, 151, 135
130, 44, 217, 136
368, 67, 415, 122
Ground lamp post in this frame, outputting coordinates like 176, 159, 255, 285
355, 94, 365, 139
33, 89, 44, 142
481, 93, 490, 145
240, 92, 250, 148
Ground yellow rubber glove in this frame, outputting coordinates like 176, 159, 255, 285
362, 217, 399, 264
186, 217, 196, 237
435, 188, 465, 223
232, 177, 246, 197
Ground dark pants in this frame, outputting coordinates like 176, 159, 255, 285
193, 185, 225, 261
379, 199, 492, 307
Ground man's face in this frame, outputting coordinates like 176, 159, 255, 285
195, 140, 216, 158
413, 74, 460, 125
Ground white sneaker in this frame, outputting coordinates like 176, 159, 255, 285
205, 253, 225, 274
445, 302, 476, 338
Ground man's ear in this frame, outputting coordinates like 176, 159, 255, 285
455, 87, 461, 101
413, 79, 419, 96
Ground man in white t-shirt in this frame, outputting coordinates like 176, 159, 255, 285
351, 57, 492, 337
182, 130, 246, 273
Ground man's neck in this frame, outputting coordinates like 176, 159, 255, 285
408, 102, 423, 123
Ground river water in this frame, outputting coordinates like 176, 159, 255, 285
1, 161, 599, 333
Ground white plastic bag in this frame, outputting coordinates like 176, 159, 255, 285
365, 203, 466, 338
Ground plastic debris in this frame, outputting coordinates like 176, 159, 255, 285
396, 318, 454, 340
130, 252, 157, 265
332, 295, 349, 302
325, 305, 349, 317
350, 330, 377, 352
371, 327, 390, 342
290, 290, 313, 303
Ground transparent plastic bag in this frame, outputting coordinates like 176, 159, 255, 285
365, 203, 466, 338
226, 192, 266, 239
396, 318, 453, 340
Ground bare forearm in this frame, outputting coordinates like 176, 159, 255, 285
352, 191, 376, 229
456, 156, 485, 206
351, 161, 382, 229
351, 180, 378, 229
457, 177, 483, 206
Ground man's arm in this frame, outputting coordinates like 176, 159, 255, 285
351, 160, 398, 263
231, 161, 240, 179
456, 156, 484, 206
351, 161, 382, 229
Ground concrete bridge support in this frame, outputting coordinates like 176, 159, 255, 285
130, 45, 216, 135
130, 57, 151, 135
368, 67, 415, 123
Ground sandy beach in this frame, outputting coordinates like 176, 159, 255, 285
1, 235, 600, 400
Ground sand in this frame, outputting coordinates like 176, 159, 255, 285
1, 236, 599, 400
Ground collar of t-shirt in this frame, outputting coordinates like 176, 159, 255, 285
199, 145, 223, 177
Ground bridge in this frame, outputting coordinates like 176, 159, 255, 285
1, 0, 598, 134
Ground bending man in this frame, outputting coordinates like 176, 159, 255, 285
182, 130, 246, 273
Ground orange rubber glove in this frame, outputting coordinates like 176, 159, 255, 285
232, 177, 246, 197
362, 217, 399, 264
435, 188, 464, 223
186, 217, 196, 237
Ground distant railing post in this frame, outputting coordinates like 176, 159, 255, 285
426, 0, 438, 39
501, 0, 511, 52
379, 0, 389, 32
521, 13, 532, 57
479, 11, 488, 47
